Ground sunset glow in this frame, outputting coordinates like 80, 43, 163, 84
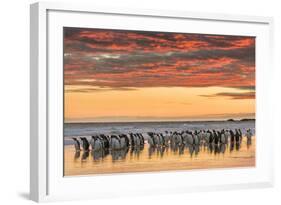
64, 28, 255, 122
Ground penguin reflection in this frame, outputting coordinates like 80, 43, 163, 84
178, 144, 185, 155
187, 144, 194, 157
120, 147, 129, 159
214, 144, 220, 155
156, 146, 166, 157
81, 151, 90, 161
170, 141, 179, 153
148, 146, 155, 158
219, 143, 226, 154
235, 142, 241, 151
111, 148, 129, 162
130, 145, 143, 159
247, 137, 252, 149
91, 149, 108, 161
208, 143, 214, 154
74, 151, 80, 160
230, 142, 235, 152
194, 144, 200, 156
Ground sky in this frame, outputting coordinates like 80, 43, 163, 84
63, 27, 255, 122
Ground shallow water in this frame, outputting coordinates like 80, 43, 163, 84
64, 121, 255, 145
64, 137, 255, 176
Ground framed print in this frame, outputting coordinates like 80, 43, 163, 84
30, 2, 274, 202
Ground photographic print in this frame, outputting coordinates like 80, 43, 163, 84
63, 27, 255, 176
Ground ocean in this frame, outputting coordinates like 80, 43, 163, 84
64, 120, 255, 145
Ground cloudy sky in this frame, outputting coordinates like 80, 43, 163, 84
64, 27, 255, 122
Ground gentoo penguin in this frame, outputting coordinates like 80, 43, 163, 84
238, 129, 243, 143
235, 129, 240, 143
119, 134, 130, 147
213, 130, 219, 145
72, 137, 81, 151
111, 135, 121, 150
230, 130, 235, 143
138, 133, 145, 146
100, 134, 110, 149
80, 137, 90, 151
238, 129, 242, 137
129, 133, 135, 147
147, 132, 156, 147
246, 129, 253, 140
208, 130, 214, 144
90, 136, 103, 151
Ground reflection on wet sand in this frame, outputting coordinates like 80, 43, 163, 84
64, 137, 255, 176
80, 140, 244, 161
247, 137, 252, 149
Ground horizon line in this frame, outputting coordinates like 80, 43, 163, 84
64, 117, 255, 124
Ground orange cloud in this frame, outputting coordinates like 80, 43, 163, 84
64, 27, 255, 93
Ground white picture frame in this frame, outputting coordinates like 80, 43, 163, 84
30, 1, 274, 202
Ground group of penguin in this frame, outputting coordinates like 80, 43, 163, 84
147, 129, 253, 148
71, 129, 253, 153
72, 133, 145, 152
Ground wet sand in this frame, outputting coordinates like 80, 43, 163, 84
64, 137, 255, 176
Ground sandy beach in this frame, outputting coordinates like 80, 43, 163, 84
64, 137, 255, 176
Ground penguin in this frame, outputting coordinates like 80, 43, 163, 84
80, 137, 90, 151
218, 130, 222, 144
213, 130, 219, 145
100, 134, 110, 149
238, 129, 242, 137
238, 129, 243, 143
122, 134, 130, 147
137, 133, 145, 146
220, 130, 226, 144
147, 132, 156, 147
235, 129, 240, 143
159, 133, 165, 146
111, 135, 121, 150
208, 130, 214, 144
72, 137, 81, 151
90, 135, 103, 151
129, 133, 135, 147
193, 131, 200, 145
230, 130, 235, 143
246, 129, 253, 148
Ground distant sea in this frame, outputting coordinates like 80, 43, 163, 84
64, 120, 255, 145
